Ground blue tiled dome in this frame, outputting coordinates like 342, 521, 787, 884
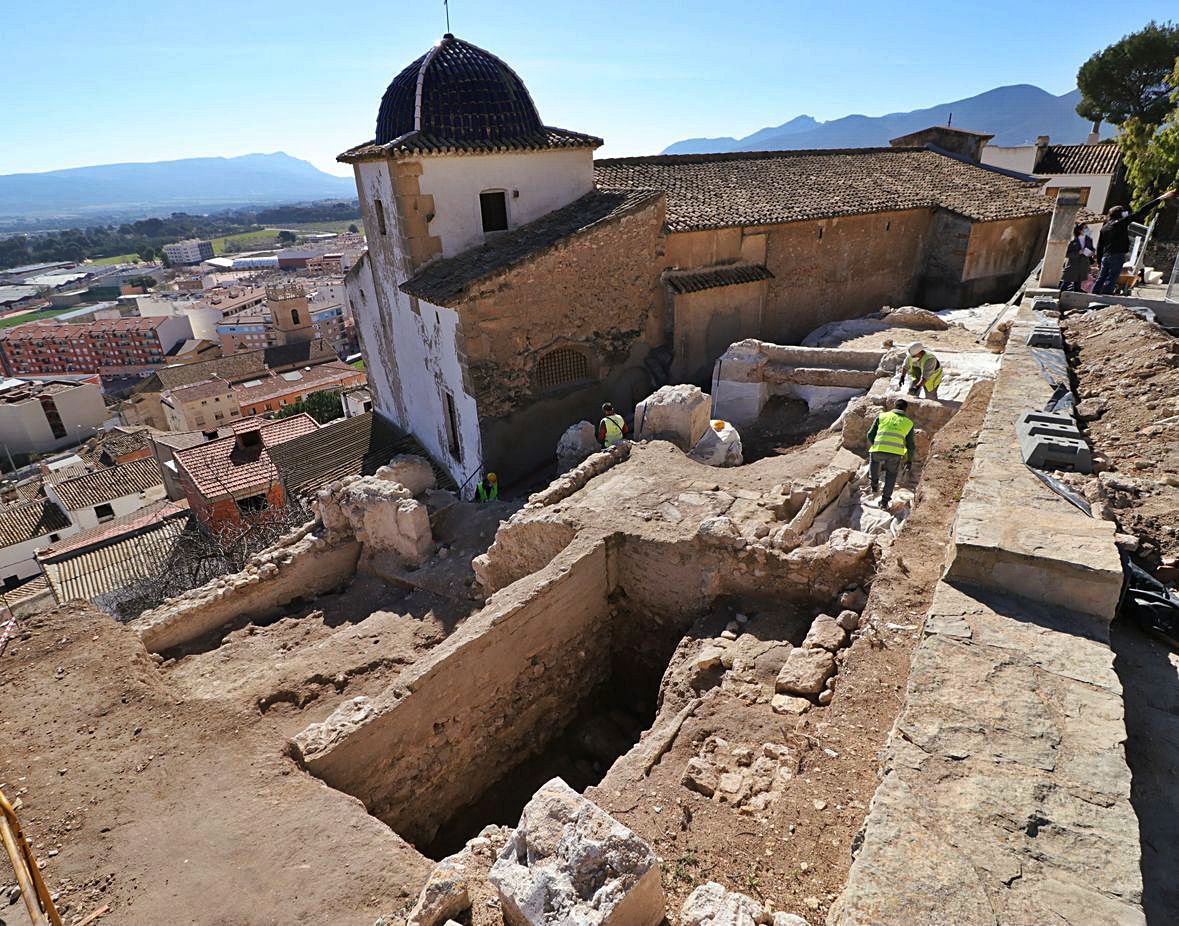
376, 34, 543, 146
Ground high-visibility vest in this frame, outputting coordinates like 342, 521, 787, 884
601, 414, 625, 445
906, 352, 944, 390
869, 410, 914, 457
476, 480, 498, 502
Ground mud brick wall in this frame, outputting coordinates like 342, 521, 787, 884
297, 537, 613, 847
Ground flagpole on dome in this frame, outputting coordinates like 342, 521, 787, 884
444, 0, 451, 33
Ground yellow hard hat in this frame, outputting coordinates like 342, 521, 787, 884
712, 420, 727, 431
487, 472, 497, 483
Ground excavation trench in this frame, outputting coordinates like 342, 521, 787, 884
295, 518, 868, 864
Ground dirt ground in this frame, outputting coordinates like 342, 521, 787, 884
0, 384, 990, 925
1061, 306, 1179, 577
580, 381, 991, 923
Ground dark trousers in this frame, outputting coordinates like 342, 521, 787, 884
869, 451, 903, 504
1094, 252, 1128, 295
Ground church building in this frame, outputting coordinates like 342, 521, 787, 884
342, 34, 1053, 490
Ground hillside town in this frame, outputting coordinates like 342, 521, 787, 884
2, 13, 1179, 926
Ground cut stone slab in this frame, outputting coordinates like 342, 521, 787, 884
634, 383, 711, 451
489, 777, 665, 926
802, 614, 847, 651
775, 647, 835, 696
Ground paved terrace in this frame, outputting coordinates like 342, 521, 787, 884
831, 306, 1142, 925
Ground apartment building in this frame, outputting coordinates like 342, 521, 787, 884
0, 377, 107, 453
0, 316, 192, 377
160, 378, 242, 431
162, 239, 215, 266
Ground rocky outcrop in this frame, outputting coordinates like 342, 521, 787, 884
378, 455, 436, 497
879, 305, 951, 330
489, 778, 665, 926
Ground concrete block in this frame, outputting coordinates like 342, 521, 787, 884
1026, 326, 1063, 348
1018, 432, 1092, 473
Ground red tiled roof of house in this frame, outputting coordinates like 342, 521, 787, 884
1036, 144, 1122, 176
0, 498, 71, 548
232, 362, 364, 406
51, 457, 164, 511
174, 413, 319, 499
594, 146, 1052, 232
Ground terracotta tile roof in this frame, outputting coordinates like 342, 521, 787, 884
400, 189, 663, 307
175, 413, 319, 499
38, 498, 189, 558
664, 264, 774, 295
13, 480, 44, 502
88, 427, 154, 461
1036, 144, 1122, 176
52, 457, 164, 511
0, 574, 52, 609
167, 378, 233, 403
0, 315, 171, 342
594, 147, 1051, 232
269, 411, 456, 496
0, 498, 70, 548
137, 339, 337, 394
45, 461, 91, 484
339, 127, 602, 162
38, 501, 192, 605
232, 362, 362, 407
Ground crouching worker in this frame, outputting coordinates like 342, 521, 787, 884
866, 399, 915, 508
899, 342, 943, 398
598, 402, 629, 447
476, 471, 498, 502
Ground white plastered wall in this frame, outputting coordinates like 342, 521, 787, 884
416, 148, 595, 257
351, 160, 484, 494
980, 145, 1038, 174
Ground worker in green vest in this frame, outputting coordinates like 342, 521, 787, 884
898, 342, 944, 398
476, 471, 498, 502
866, 399, 916, 508
597, 402, 629, 447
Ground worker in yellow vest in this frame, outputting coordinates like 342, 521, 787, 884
898, 342, 944, 398
866, 399, 916, 508
597, 402, 629, 447
476, 472, 498, 502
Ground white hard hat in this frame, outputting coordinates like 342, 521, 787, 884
906, 342, 924, 356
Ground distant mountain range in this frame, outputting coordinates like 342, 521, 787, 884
0, 153, 355, 225
662, 85, 1110, 155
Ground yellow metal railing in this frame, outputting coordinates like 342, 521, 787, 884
0, 786, 62, 926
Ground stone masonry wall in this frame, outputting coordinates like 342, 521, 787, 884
295, 537, 613, 848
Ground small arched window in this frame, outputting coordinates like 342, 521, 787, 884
291, 309, 301, 325
533, 347, 591, 393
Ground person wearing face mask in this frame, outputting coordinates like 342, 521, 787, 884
1094, 189, 1176, 294
1060, 222, 1095, 292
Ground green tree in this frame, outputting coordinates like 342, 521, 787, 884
347, 224, 359, 233
125, 275, 157, 290
276, 230, 298, 244
137, 247, 156, 262
1119, 57, 1179, 208
1077, 22, 1179, 126
276, 389, 343, 424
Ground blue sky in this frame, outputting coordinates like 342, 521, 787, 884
5, 1, 1175, 177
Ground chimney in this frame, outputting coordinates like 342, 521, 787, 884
1087, 120, 1101, 146
1035, 135, 1049, 149
236, 429, 263, 453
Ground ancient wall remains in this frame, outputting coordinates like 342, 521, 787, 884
134, 526, 361, 653
465, 196, 667, 484
295, 536, 613, 848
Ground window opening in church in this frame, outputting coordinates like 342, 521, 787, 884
375, 199, 387, 236
480, 191, 509, 233
534, 347, 591, 392
291, 309, 301, 326
443, 389, 462, 461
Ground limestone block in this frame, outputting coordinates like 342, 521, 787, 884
771, 694, 811, 715
682, 881, 791, 925
689, 421, 743, 467
378, 454, 436, 496
557, 421, 599, 472
776, 647, 836, 695
634, 383, 712, 451
489, 778, 665, 926
802, 614, 847, 651
407, 854, 470, 926
880, 305, 951, 330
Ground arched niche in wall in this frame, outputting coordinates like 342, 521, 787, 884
531, 344, 597, 394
